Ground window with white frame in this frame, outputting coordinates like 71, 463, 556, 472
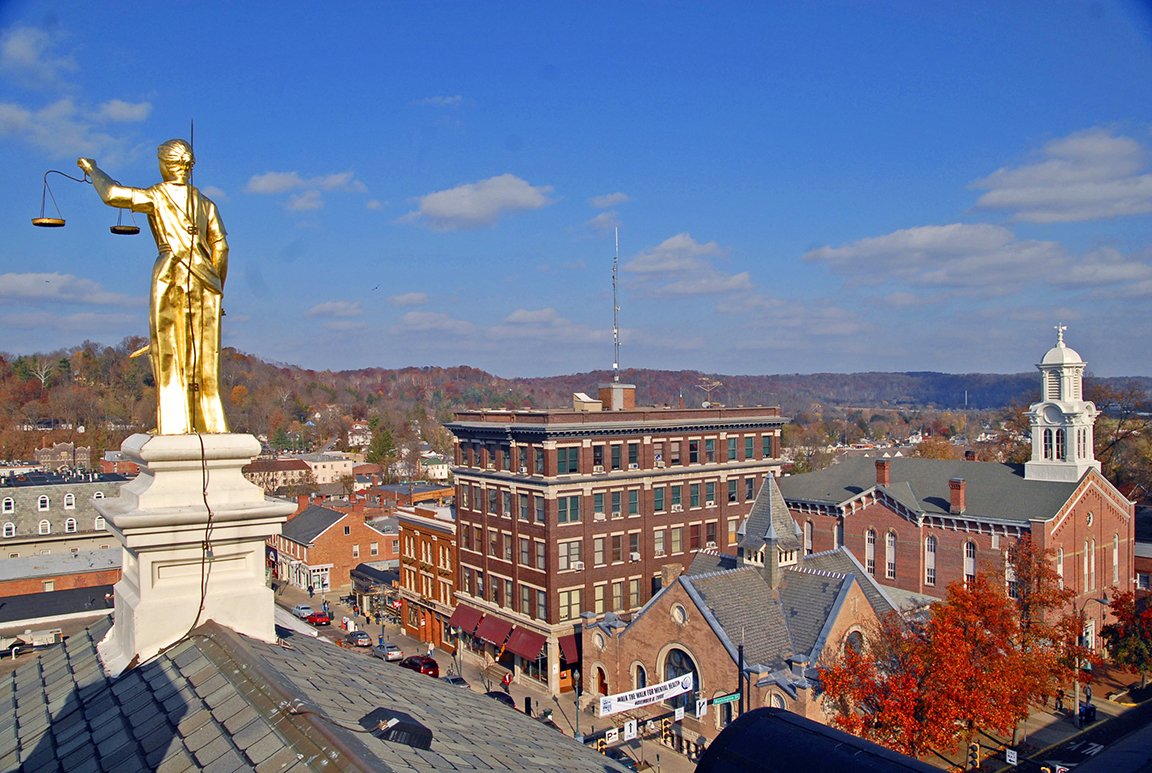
1, 498, 12, 514
93, 491, 105, 499
37, 496, 50, 511
2, 523, 13, 538
925, 535, 937, 586
95, 516, 105, 531
1057, 547, 1064, 589
885, 532, 897, 579
64, 493, 75, 510
65, 518, 77, 533
964, 541, 976, 584
865, 530, 876, 574
1113, 533, 1120, 585
38, 520, 51, 535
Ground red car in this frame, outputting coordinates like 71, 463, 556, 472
306, 611, 331, 626
398, 655, 439, 678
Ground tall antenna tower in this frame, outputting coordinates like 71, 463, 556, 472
612, 226, 621, 383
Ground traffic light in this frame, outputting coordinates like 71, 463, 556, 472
967, 742, 980, 769
661, 718, 672, 743
596, 739, 606, 754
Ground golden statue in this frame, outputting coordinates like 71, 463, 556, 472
78, 140, 229, 434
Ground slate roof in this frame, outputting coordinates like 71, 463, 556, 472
737, 477, 802, 551
282, 505, 345, 545
685, 549, 738, 576
0, 616, 627, 772
677, 546, 893, 672
777, 456, 1081, 523
0, 584, 114, 626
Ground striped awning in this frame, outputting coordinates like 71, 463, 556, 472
504, 627, 547, 660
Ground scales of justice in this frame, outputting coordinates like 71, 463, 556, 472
33, 138, 294, 675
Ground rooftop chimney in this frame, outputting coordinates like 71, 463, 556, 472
598, 383, 636, 412
949, 478, 967, 514
875, 459, 891, 487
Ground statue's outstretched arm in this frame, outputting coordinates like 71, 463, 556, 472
77, 157, 148, 211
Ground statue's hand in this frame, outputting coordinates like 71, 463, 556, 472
77, 158, 95, 175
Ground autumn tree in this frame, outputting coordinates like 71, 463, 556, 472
1101, 590, 1152, 688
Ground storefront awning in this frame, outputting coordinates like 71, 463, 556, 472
558, 633, 579, 664
447, 604, 484, 635
504, 626, 547, 660
475, 615, 514, 646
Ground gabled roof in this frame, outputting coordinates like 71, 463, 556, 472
682, 567, 793, 669
281, 505, 345, 545
1, 617, 626, 771
778, 456, 1081, 523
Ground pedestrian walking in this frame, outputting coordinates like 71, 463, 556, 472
307, 584, 314, 598
501, 671, 512, 694
427, 641, 435, 656
1055, 688, 1065, 712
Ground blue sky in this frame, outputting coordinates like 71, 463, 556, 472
2, 2, 1151, 378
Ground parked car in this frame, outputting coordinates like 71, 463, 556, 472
344, 630, 372, 647
371, 643, 403, 662
604, 747, 640, 772
483, 691, 517, 709
398, 655, 439, 678
290, 604, 313, 619
441, 674, 470, 688
306, 611, 331, 627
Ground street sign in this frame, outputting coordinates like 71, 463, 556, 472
695, 698, 708, 719
1006, 749, 1018, 765
674, 706, 685, 721
623, 719, 637, 741
711, 693, 740, 705
605, 728, 619, 744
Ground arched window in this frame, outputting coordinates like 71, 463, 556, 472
1056, 547, 1064, 589
64, 493, 76, 510
803, 521, 813, 555
2, 497, 13, 514
770, 693, 786, 709
1090, 538, 1096, 590
1043, 429, 1053, 460
663, 648, 699, 710
634, 664, 647, 690
1083, 539, 1090, 589
1055, 429, 1066, 461
38, 520, 51, 535
2, 523, 14, 538
94, 516, 106, 531
963, 541, 976, 584
64, 518, 77, 533
595, 666, 609, 696
865, 530, 876, 574
37, 496, 50, 511
845, 630, 864, 655
925, 535, 937, 586
885, 532, 897, 579
93, 491, 105, 500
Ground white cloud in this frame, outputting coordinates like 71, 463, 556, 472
0, 97, 123, 157
587, 211, 620, 232
95, 99, 151, 123
307, 300, 362, 318
415, 95, 464, 108
804, 222, 1152, 299
972, 127, 1152, 222
395, 311, 476, 335
0, 27, 76, 84
0, 273, 141, 306
246, 169, 367, 212
590, 192, 629, 209
403, 174, 553, 230
202, 185, 228, 201
365, 199, 385, 211
622, 233, 749, 298
388, 292, 428, 307
626, 233, 725, 274
288, 190, 324, 211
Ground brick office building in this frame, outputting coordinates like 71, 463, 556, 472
777, 331, 1135, 646
268, 504, 396, 595
445, 383, 786, 695
396, 506, 458, 655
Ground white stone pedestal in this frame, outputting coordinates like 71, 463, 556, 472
96, 433, 294, 676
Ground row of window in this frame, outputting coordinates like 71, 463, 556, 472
1, 491, 105, 514
460, 434, 777, 474
461, 567, 549, 620
459, 476, 760, 525
2, 516, 106, 538
1039, 427, 1089, 462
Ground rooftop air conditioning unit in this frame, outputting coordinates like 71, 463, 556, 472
671, 504, 683, 513
593, 465, 605, 473
654, 550, 666, 558
611, 511, 622, 518
572, 561, 585, 571
629, 552, 641, 562
705, 541, 717, 550
628, 463, 639, 470
655, 461, 666, 468
705, 500, 716, 508
594, 511, 607, 521
519, 466, 528, 474
486, 463, 495, 470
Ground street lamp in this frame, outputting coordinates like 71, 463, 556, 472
573, 668, 583, 743
451, 625, 462, 675
1073, 595, 1109, 726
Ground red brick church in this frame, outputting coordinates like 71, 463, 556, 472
777, 328, 1135, 645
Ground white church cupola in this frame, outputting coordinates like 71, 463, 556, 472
1024, 325, 1100, 482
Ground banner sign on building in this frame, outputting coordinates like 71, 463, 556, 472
599, 673, 695, 716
